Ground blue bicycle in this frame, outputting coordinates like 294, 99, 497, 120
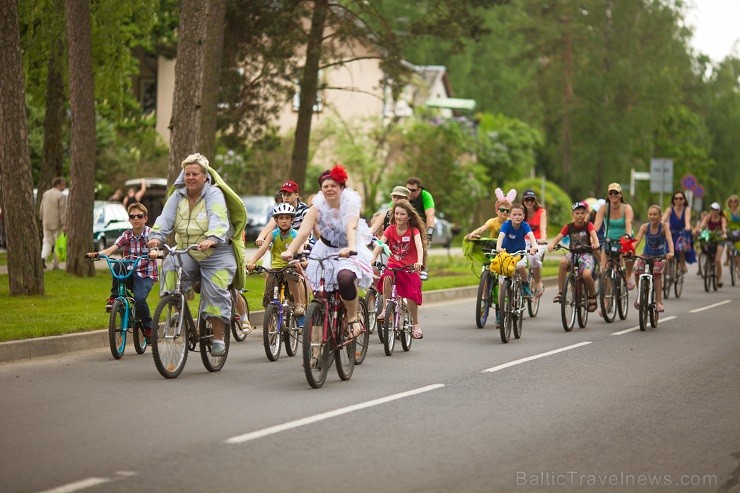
87, 254, 150, 359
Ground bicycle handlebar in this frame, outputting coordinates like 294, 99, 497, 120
86, 254, 151, 281
554, 244, 597, 254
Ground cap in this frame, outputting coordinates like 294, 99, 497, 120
608, 183, 622, 193
279, 181, 299, 194
572, 201, 588, 211
522, 189, 536, 199
710, 202, 721, 211
390, 186, 410, 199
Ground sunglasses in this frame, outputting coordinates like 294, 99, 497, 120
608, 190, 621, 196
523, 197, 535, 202
673, 196, 684, 201
498, 208, 511, 213
129, 214, 145, 220
407, 188, 419, 192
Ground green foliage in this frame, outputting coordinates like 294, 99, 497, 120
476, 113, 543, 187
505, 177, 572, 231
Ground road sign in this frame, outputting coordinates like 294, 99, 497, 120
694, 184, 705, 199
650, 158, 674, 194
681, 174, 697, 190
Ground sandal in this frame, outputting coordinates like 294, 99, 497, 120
552, 292, 562, 303
412, 324, 423, 339
534, 286, 545, 299
627, 281, 636, 290
587, 296, 597, 312
657, 304, 665, 313
376, 309, 385, 324
633, 299, 639, 309
346, 319, 365, 340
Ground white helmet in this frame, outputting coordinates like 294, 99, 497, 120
272, 203, 296, 217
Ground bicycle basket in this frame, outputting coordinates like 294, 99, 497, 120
675, 233, 690, 253
490, 252, 521, 277
605, 240, 622, 257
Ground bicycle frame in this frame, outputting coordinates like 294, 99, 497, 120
556, 245, 595, 331
100, 254, 147, 328
382, 265, 415, 355
635, 255, 665, 331
497, 249, 529, 343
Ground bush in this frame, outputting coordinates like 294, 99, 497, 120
505, 178, 572, 233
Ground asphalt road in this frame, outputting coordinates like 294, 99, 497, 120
1, 273, 738, 493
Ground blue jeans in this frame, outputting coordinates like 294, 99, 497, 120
111, 266, 155, 329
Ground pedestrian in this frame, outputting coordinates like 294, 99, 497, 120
39, 177, 67, 269
123, 178, 147, 208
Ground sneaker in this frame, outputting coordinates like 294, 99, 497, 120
211, 340, 226, 357
419, 269, 429, 281
105, 296, 116, 311
495, 312, 501, 327
522, 284, 533, 299
294, 303, 305, 316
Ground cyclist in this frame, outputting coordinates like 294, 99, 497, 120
632, 205, 674, 312
148, 153, 237, 357
369, 185, 412, 236
547, 202, 600, 311
406, 177, 435, 280
522, 189, 548, 299
496, 203, 538, 300
370, 200, 426, 339
465, 188, 516, 241
724, 194, 739, 270
247, 203, 307, 316
594, 183, 635, 288
281, 165, 374, 340
87, 203, 159, 343
695, 202, 728, 287
255, 180, 311, 247
662, 190, 695, 274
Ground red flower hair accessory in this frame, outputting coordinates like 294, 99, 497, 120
329, 164, 348, 185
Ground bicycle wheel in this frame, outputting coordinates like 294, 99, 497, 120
383, 301, 397, 356
730, 252, 737, 286
355, 297, 370, 364
663, 260, 673, 300
638, 278, 649, 331
151, 295, 188, 379
499, 278, 513, 343
400, 303, 413, 351
364, 287, 379, 336
303, 301, 329, 388
108, 299, 126, 359
262, 304, 282, 361
649, 284, 659, 328
199, 316, 230, 372
133, 323, 147, 355
335, 306, 355, 381
599, 269, 617, 323
283, 310, 300, 357
703, 255, 712, 292
560, 275, 576, 332
576, 277, 588, 329
513, 289, 523, 340
617, 270, 629, 320
231, 290, 249, 342
527, 272, 540, 318
712, 260, 718, 291
475, 271, 492, 328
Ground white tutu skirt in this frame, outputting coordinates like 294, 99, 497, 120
305, 239, 374, 293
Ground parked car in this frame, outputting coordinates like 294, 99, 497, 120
241, 195, 276, 242
93, 201, 130, 251
374, 205, 455, 248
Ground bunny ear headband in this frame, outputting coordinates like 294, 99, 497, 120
495, 188, 517, 204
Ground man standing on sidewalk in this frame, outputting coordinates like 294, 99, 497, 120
39, 177, 67, 269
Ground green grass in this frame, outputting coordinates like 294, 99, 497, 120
0, 251, 6, 266
0, 255, 560, 342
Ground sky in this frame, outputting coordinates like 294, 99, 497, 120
685, 0, 739, 62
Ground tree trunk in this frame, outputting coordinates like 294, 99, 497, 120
0, 0, 45, 295
560, 11, 573, 176
168, 0, 208, 185
37, 36, 66, 234
290, 0, 329, 192
198, 0, 226, 162
65, 0, 96, 277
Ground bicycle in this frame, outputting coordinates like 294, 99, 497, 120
554, 245, 596, 332
662, 254, 685, 299
365, 261, 385, 344
634, 255, 666, 331
526, 244, 547, 318
698, 230, 722, 292
495, 250, 529, 344
726, 230, 740, 287
472, 240, 500, 329
598, 238, 630, 323
87, 253, 150, 359
150, 244, 231, 379
294, 253, 366, 389
380, 265, 418, 356
230, 287, 251, 342
252, 263, 306, 361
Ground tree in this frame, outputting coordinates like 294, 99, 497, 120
65, 0, 96, 276
0, 0, 44, 294
198, 0, 226, 161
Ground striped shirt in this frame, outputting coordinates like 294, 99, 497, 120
113, 226, 159, 280
293, 201, 309, 230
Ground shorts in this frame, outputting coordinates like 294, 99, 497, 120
635, 257, 664, 275
566, 252, 596, 275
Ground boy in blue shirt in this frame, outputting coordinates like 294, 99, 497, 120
247, 204, 307, 315
496, 203, 539, 299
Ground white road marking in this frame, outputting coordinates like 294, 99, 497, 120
610, 315, 676, 335
688, 300, 732, 313
38, 472, 136, 493
226, 384, 445, 444
482, 342, 592, 373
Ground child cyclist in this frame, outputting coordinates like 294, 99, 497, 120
246, 203, 307, 316
496, 203, 538, 300
633, 205, 674, 312
86, 203, 158, 342
465, 188, 516, 240
547, 202, 600, 312
371, 200, 426, 339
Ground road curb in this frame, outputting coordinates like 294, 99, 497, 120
0, 277, 558, 363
